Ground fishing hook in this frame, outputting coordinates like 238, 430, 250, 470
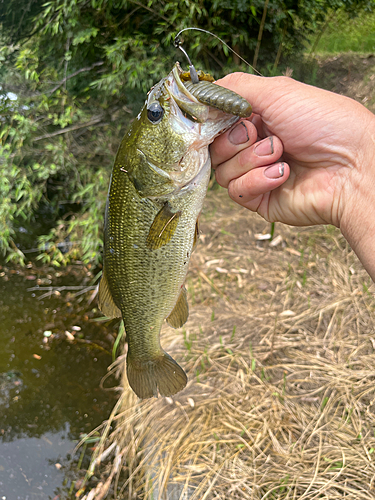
174, 35, 199, 84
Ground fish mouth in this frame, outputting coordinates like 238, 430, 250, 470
168, 64, 240, 189
167, 63, 211, 123
144, 63, 240, 192
168, 63, 252, 122
167, 64, 241, 135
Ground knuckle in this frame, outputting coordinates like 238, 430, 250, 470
270, 75, 297, 90
217, 72, 249, 91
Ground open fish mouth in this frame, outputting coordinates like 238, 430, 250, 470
170, 63, 252, 120
166, 66, 246, 189
137, 64, 252, 193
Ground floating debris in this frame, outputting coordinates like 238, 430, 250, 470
65, 331, 75, 341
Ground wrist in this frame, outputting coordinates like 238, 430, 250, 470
339, 113, 375, 280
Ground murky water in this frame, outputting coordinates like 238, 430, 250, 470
0, 267, 117, 499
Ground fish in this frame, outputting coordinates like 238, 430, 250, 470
98, 63, 252, 399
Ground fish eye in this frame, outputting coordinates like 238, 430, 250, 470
147, 102, 164, 124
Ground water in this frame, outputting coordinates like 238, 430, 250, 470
0, 266, 118, 499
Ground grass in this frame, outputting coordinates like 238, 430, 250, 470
285, 50, 375, 114
313, 9, 375, 55
68, 17, 375, 497
280, 9, 375, 110
74, 191, 375, 499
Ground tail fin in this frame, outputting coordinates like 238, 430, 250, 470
126, 351, 187, 399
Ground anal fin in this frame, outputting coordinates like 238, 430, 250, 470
98, 270, 122, 318
146, 202, 181, 250
166, 286, 189, 328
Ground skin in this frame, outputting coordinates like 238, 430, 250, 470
210, 73, 375, 280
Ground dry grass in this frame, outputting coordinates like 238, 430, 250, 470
78, 190, 375, 499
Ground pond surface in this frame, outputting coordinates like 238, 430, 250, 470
0, 265, 117, 499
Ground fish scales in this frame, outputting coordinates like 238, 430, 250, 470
104, 161, 210, 355
99, 63, 252, 399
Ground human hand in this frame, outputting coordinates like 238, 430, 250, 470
211, 74, 375, 231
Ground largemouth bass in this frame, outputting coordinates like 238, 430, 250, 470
98, 63, 251, 399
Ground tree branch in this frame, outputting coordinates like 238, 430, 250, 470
48, 61, 104, 95
253, 0, 269, 70
128, 0, 172, 25
32, 116, 104, 142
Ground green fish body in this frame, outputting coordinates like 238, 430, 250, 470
99, 63, 251, 399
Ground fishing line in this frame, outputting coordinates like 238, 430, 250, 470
174, 27, 263, 78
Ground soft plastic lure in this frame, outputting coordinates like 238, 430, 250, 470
183, 79, 252, 117
174, 27, 253, 118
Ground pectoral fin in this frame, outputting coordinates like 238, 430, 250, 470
98, 270, 122, 318
166, 286, 189, 328
146, 202, 181, 250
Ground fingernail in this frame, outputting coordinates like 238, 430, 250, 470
254, 137, 274, 157
264, 163, 284, 179
228, 122, 249, 145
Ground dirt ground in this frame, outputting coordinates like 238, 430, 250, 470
317, 53, 375, 112
75, 53, 375, 499
77, 189, 375, 499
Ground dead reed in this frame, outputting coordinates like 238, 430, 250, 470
78, 190, 375, 499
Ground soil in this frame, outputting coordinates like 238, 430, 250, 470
317, 52, 375, 112
78, 188, 375, 499
40, 52, 375, 499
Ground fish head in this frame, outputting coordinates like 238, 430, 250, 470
123, 63, 245, 197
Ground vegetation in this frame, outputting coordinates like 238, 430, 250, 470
71, 190, 375, 499
313, 9, 375, 54
1, 4, 375, 499
0, 0, 373, 265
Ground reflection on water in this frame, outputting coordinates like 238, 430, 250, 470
0, 267, 117, 499
0, 430, 72, 498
